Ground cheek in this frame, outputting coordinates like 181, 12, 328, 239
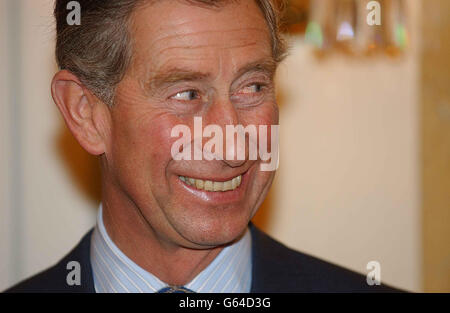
239, 102, 279, 126
137, 116, 182, 178
110, 110, 181, 186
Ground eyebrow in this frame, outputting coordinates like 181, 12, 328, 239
233, 58, 278, 81
145, 57, 278, 93
146, 69, 211, 93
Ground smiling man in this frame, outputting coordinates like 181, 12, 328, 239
6, 0, 398, 293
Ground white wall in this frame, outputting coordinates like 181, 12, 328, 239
0, 0, 422, 292
0, 0, 97, 291
0, 0, 13, 290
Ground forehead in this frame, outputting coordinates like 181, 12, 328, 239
129, 0, 272, 76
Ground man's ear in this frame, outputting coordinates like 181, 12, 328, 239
51, 70, 111, 156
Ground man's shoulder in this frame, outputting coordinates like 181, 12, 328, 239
4, 230, 95, 293
249, 224, 402, 292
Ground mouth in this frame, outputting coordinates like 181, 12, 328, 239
178, 174, 242, 192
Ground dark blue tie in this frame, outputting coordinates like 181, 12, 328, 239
157, 286, 195, 293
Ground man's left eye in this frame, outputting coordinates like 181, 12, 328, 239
171, 90, 200, 101
240, 83, 264, 94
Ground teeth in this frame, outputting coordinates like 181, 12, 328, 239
204, 180, 213, 191
223, 180, 232, 191
179, 175, 242, 192
213, 181, 223, 192
195, 179, 204, 189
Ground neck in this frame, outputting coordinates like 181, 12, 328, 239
100, 178, 225, 286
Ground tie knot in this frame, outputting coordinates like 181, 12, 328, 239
157, 286, 195, 293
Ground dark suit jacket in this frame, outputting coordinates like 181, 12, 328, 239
5, 223, 400, 292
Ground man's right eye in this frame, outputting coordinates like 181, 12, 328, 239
170, 90, 200, 101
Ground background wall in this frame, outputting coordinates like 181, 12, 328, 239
253, 35, 422, 291
0, 0, 97, 290
0, 0, 444, 292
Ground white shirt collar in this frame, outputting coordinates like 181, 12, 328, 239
90, 204, 252, 293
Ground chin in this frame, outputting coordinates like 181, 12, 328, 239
173, 213, 251, 248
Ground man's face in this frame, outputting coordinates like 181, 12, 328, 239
106, 0, 278, 248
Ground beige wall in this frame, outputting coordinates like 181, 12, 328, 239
1, 0, 423, 292
0, 0, 97, 290
0, 0, 13, 290
253, 35, 422, 292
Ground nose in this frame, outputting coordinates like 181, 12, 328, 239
204, 96, 247, 168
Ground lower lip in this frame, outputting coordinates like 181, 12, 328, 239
175, 171, 250, 204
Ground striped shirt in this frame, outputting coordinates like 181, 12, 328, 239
90, 204, 252, 293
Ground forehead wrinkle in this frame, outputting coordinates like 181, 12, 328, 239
153, 27, 269, 40
155, 44, 219, 58
222, 41, 263, 51
156, 56, 218, 75
149, 27, 269, 56
149, 30, 271, 79
155, 40, 261, 61
129, 0, 274, 67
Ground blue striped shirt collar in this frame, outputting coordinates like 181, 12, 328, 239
90, 204, 252, 293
